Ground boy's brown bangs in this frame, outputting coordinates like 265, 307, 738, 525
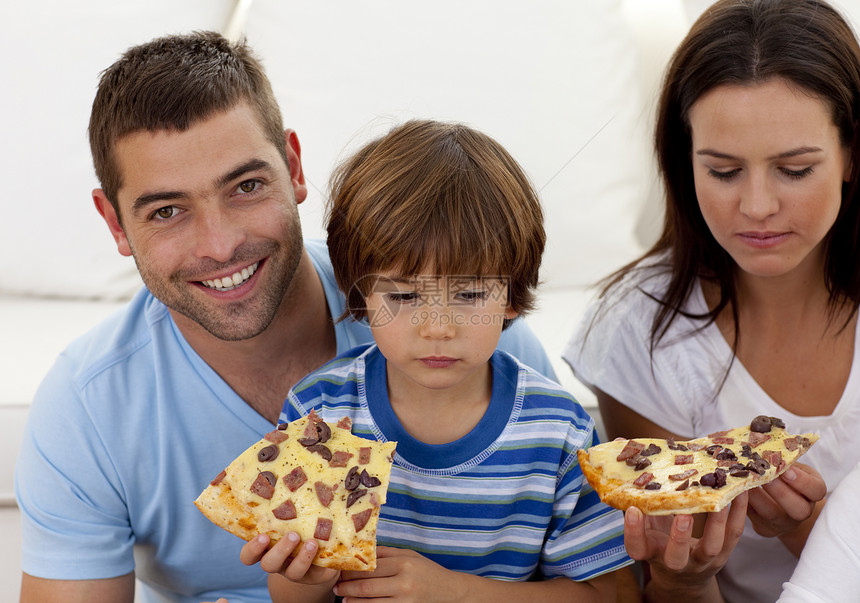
363, 174, 512, 281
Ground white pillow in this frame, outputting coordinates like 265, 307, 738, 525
1, 0, 652, 299
249, 0, 650, 290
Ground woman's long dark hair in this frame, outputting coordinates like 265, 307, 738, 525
603, 0, 860, 356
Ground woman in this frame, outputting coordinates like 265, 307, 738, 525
564, 0, 860, 601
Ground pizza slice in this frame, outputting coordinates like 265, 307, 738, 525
195, 411, 397, 570
577, 416, 818, 515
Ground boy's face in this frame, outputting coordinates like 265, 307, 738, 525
363, 272, 518, 400
93, 102, 308, 341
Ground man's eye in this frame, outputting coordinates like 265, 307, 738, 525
238, 180, 260, 194
153, 206, 179, 220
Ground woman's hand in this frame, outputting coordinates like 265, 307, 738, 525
624, 492, 748, 601
747, 462, 827, 555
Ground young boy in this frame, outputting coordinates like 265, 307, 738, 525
240, 120, 631, 601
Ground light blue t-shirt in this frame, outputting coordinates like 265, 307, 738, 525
15, 239, 555, 603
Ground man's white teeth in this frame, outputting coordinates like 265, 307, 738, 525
202, 262, 259, 291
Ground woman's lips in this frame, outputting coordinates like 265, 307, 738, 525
737, 231, 791, 249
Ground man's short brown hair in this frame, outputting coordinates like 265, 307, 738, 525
326, 119, 545, 325
89, 31, 287, 213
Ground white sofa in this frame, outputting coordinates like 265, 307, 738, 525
0, 0, 725, 598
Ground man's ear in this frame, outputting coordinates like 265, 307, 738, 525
284, 129, 308, 204
93, 189, 133, 257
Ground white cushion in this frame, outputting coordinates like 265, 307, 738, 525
2, 0, 656, 299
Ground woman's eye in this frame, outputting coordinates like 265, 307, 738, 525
238, 179, 260, 194
781, 166, 814, 180
708, 168, 741, 182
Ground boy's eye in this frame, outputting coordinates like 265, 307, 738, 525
386, 292, 420, 305
454, 290, 490, 304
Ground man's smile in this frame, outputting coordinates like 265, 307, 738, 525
201, 261, 260, 291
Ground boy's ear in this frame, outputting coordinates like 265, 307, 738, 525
93, 189, 133, 257
504, 306, 519, 320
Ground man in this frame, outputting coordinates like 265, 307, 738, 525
15, 32, 556, 603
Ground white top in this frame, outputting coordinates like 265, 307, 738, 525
778, 459, 860, 601
563, 262, 860, 603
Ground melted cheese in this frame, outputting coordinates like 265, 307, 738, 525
587, 425, 813, 489
223, 416, 396, 552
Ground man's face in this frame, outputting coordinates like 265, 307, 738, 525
96, 103, 307, 341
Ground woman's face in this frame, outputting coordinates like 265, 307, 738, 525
688, 78, 851, 282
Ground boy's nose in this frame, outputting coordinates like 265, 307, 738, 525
418, 308, 456, 340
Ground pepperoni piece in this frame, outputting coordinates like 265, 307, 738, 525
669, 468, 698, 481
272, 500, 297, 520
358, 447, 371, 465
633, 472, 654, 488
314, 517, 333, 541
352, 508, 373, 532
337, 417, 353, 431
314, 481, 336, 507
210, 470, 226, 486
747, 432, 772, 448
283, 467, 308, 492
250, 472, 276, 499
674, 454, 694, 465
711, 436, 735, 445
329, 451, 354, 468
763, 450, 785, 472
708, 430, 729, 439
265, 430, 289, 444
616, 440, 646, 462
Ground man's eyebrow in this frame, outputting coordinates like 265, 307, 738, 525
131, 190, 186, 216
695, 146, 823, 160
215, 158, 273, 189
130, 159, 274, 216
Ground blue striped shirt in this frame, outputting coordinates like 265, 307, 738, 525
282, 344, 631, 582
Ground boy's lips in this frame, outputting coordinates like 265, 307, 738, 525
419, 356, 458, 368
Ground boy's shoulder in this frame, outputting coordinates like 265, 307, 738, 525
291, 343, 375, 395
494, 350, 595, 431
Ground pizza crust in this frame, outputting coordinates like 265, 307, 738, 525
195, 412, 395, 570
578, 419, 818, 516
